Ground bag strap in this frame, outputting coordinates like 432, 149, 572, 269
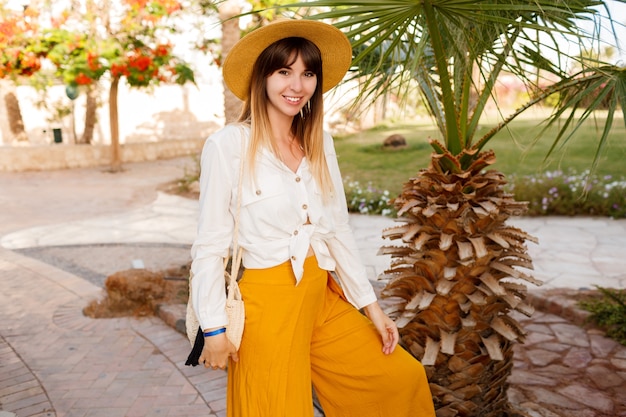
226, 128, 246, 295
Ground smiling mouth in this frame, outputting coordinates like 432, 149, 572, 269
284, 96, 302, 104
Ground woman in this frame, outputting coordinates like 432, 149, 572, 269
190, 18, 435, 417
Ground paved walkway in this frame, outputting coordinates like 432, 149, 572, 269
1, 157, 625, 417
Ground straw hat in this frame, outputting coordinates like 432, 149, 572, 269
222, 19, 353, 101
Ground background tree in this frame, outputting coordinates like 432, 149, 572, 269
0, 4, 44, 142
78, 0, 101, 144
282, 1, 626, 416
42, 0, 195, 171
1, 0, 195, 160
213, 0, 242, 123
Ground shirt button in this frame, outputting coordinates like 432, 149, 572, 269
302, 204, 308, 210
291, 256, 296, 261
294, 230, 299, 235
255, 190, 261, 195
295, 177, 301, 182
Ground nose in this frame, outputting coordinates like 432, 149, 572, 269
290, 75, 303, 92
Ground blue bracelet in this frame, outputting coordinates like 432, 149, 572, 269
203, 327, 226, 337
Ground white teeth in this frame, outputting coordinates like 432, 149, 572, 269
285, 97, 300, 103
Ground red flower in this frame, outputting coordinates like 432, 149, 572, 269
87, 53, 101, 71
124, 0, 149, 8
19, 52, 40, 74
128, 53, 152, 72
154, 44, 170, 57
111, 63, 130, 77
75, 72, 92, 85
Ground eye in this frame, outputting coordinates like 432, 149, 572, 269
304, 71, 316, 78
277, 69, 290, 76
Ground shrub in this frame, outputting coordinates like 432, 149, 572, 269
506, 170, 626, 218
343, 178, 394, 216
179, 160, 625, 219
84, 266, 189, 318
578, 286, 626, 346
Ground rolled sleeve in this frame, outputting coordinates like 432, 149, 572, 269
190, 127, 240, 329
323, 133, 377, 309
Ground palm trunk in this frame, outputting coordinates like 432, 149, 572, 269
109, 76, 122, 172
380, 151, 540, 417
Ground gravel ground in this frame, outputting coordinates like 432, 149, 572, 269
16, 243, 191, 288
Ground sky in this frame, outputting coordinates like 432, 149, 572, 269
583, 0, 626, 64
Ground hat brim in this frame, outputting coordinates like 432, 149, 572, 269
222, 19, 353, 101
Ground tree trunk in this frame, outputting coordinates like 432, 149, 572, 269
380, 151, 540, 417
79, 0, 98, 146
219, 1, 242, 123
80, 85, 97, 144
109, 76, 122, 172
4, 91, 28, 142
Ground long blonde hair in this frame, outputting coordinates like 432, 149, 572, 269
237, 37, 333, 199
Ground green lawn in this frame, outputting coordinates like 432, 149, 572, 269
333, 113, 626, 197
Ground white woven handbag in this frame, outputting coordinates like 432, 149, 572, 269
186, 249, 244, 349
186, 132, 246, 351
223, 246, 244, 349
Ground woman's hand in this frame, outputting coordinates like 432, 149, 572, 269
363, 302, 399, 355
199, 331, 239, 370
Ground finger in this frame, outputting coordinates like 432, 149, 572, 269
231, 351, 239, 362
381, 326, 396, 354
380, 329, 391, 351
389, 326, 399, 343
388, 327, 399, 353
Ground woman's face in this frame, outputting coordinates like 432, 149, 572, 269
265, 53, 317, 121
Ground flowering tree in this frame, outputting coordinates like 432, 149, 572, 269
37, 0, 195, 170
0, 4, 43, 142
0, 0, 194, 167
0, 5, 43, 78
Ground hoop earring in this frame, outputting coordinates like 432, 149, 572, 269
300, 100, 311, 119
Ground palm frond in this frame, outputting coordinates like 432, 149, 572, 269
539, 66, 626, 171
287, 0, 623, 167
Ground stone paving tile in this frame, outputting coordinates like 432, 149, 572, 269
511, 310, 626, 417
0, 249, 220, 417
0, 334, 53, 417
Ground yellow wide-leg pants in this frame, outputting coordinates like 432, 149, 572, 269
227, 256, 435, 417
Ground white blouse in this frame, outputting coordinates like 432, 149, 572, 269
190, 124, 377, 330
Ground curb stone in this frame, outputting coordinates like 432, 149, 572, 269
526, 288, 594, 327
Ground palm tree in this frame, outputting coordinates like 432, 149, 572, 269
285, 1, 626, 416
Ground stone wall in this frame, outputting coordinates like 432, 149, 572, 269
0, 72, 222, 171
3, 84, 222, 142
0, 138, 206, 172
